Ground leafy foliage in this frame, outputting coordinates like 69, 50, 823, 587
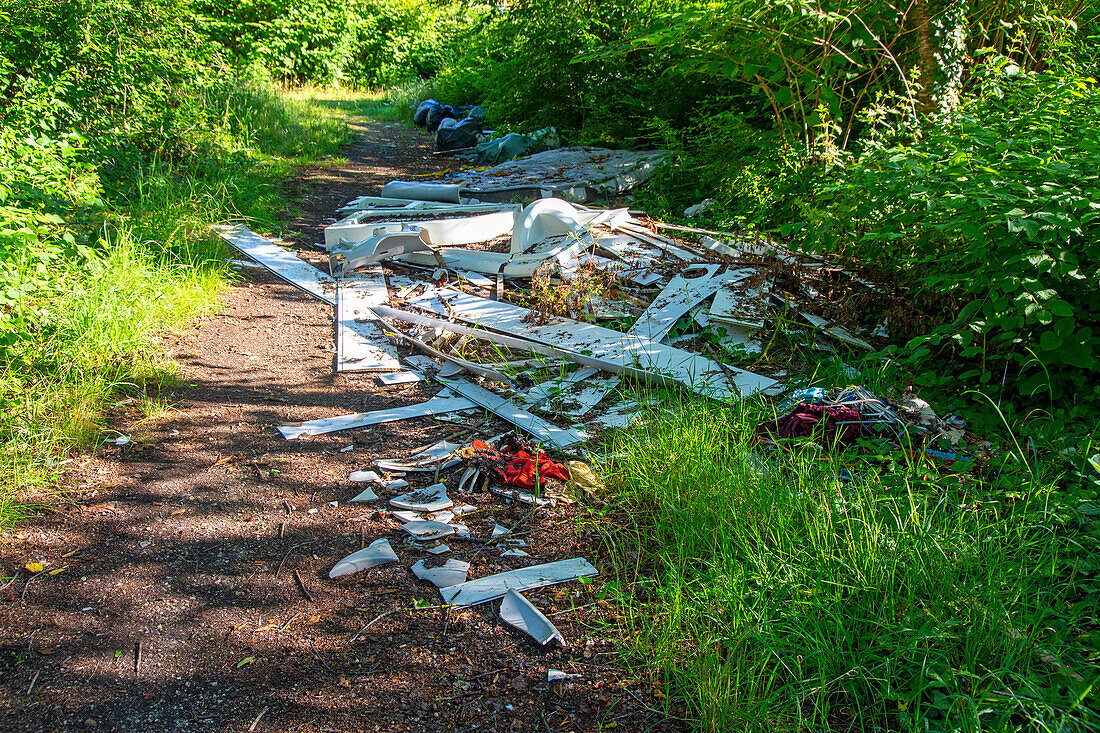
826, 59, 1100, 404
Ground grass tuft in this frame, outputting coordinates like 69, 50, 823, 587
602, 397, 1098, 731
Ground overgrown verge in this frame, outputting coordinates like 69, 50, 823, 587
599, 380, 1099, 731
0, 2, 352, 523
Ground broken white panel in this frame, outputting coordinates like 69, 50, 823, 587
349, 470, 382, 484
424, 543, 451, 555
440, 558, 599, 607
697, 234, 741, 258
329, 539, 398, 579
376, 441, 462, 472
424, 290, 778, 402
501, 548, 530, 557
709, 279, 771, 331
398, 236, 591, 279
524, 371, 620, 418
798, 311, 873, 350
212, 224, 336, 305
277, 397, 476, 439
492, 523, 511, 538
373, 302, 778, 404
585, 401, 642, 430
390, 483, 453, 512
401, 520, 455, 542
331, 229, 440, 276
385, 479, 410, 491
440, 378, 588, 449
411, 559, 470, 589
350, 486, 379, 502
615, 222, 701, 262
336, 268, 402, 372
499, 589, 565, 646
339, 197, 518, 216
377, 371, 424, 386
629, 264, 755, 342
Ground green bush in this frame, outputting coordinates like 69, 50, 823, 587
822, 58, 1100, 405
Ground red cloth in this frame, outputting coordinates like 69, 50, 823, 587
467, 437, 569, 489
501, 449, 570, 489
757, 403, 863, 447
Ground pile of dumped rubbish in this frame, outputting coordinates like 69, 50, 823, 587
211, 157, 925, 644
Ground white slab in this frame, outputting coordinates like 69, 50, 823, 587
440, 558, 598, 607
401, 520, 455, 541
411, 559, 470, 589
328, 539, 398, 578
499, 589, 565, 645
377, 371, 424, 386
212, 224, 336, 304
629, 265, 754, 342
709, 279, 770, 330
428, 290, 776, 402
336, 268, 401, 372
278, 398, 475, 439
390, 483, 453, 512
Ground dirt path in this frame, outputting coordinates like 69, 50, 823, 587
0, 116, 681, 732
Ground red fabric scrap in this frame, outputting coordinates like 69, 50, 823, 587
465, 436, 569, 490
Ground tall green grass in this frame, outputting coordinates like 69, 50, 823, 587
603, 397, 1098, 731
0, 81, 353, 522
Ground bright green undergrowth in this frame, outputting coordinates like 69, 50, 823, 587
0, 83, 352, 523
602, 394, 1098, 731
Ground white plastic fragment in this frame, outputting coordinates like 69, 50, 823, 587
389, 483, 453, 512
424, 543, 451, 555
329, 539, 398, 579
350, 487, 378, 502
440, 558, 598, 607
277, 397, 476, 439
377, 371, 424, 386
349, 470, 382, 484
401, 520, 455, 541
499, 589, 565, 646
411, 559, 471, 589
501, 548, 530, 557
385, 479, 410, 491
548, 669, 581, 682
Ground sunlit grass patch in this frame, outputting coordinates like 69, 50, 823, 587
601, 397, 1098, 732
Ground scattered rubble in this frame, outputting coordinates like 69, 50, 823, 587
212, 157, 914, 673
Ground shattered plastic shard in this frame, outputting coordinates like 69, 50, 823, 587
411, 558, 471, 589
501, 548, 530, 557
499, 589, 565, 646
384, 479, 410, 491
424, 543, 451, 555
329, 539, 399, 579
390, 483, 453, 512
349, 470, 382, 484
441, 557, 598, 607
547, 669, 581, 682
401, 520, 455, 541
350, 487, 379, 502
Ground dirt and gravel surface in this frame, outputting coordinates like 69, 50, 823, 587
0, 114, 684, 732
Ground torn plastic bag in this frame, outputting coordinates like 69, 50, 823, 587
426, 104, 457, 132
435, 116, 483, 152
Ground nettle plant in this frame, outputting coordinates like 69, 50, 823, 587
834, 57, 1100, 404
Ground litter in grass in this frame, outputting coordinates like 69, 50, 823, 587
499, 589, 565, 646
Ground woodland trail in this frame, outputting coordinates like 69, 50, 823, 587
0, 111, 681, 733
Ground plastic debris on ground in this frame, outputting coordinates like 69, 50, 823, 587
210, 152, 925, 658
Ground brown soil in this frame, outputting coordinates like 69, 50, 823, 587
0, 116, 683, 732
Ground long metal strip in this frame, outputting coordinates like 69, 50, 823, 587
438, 378, 588, 449
277, 396, 476, 439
